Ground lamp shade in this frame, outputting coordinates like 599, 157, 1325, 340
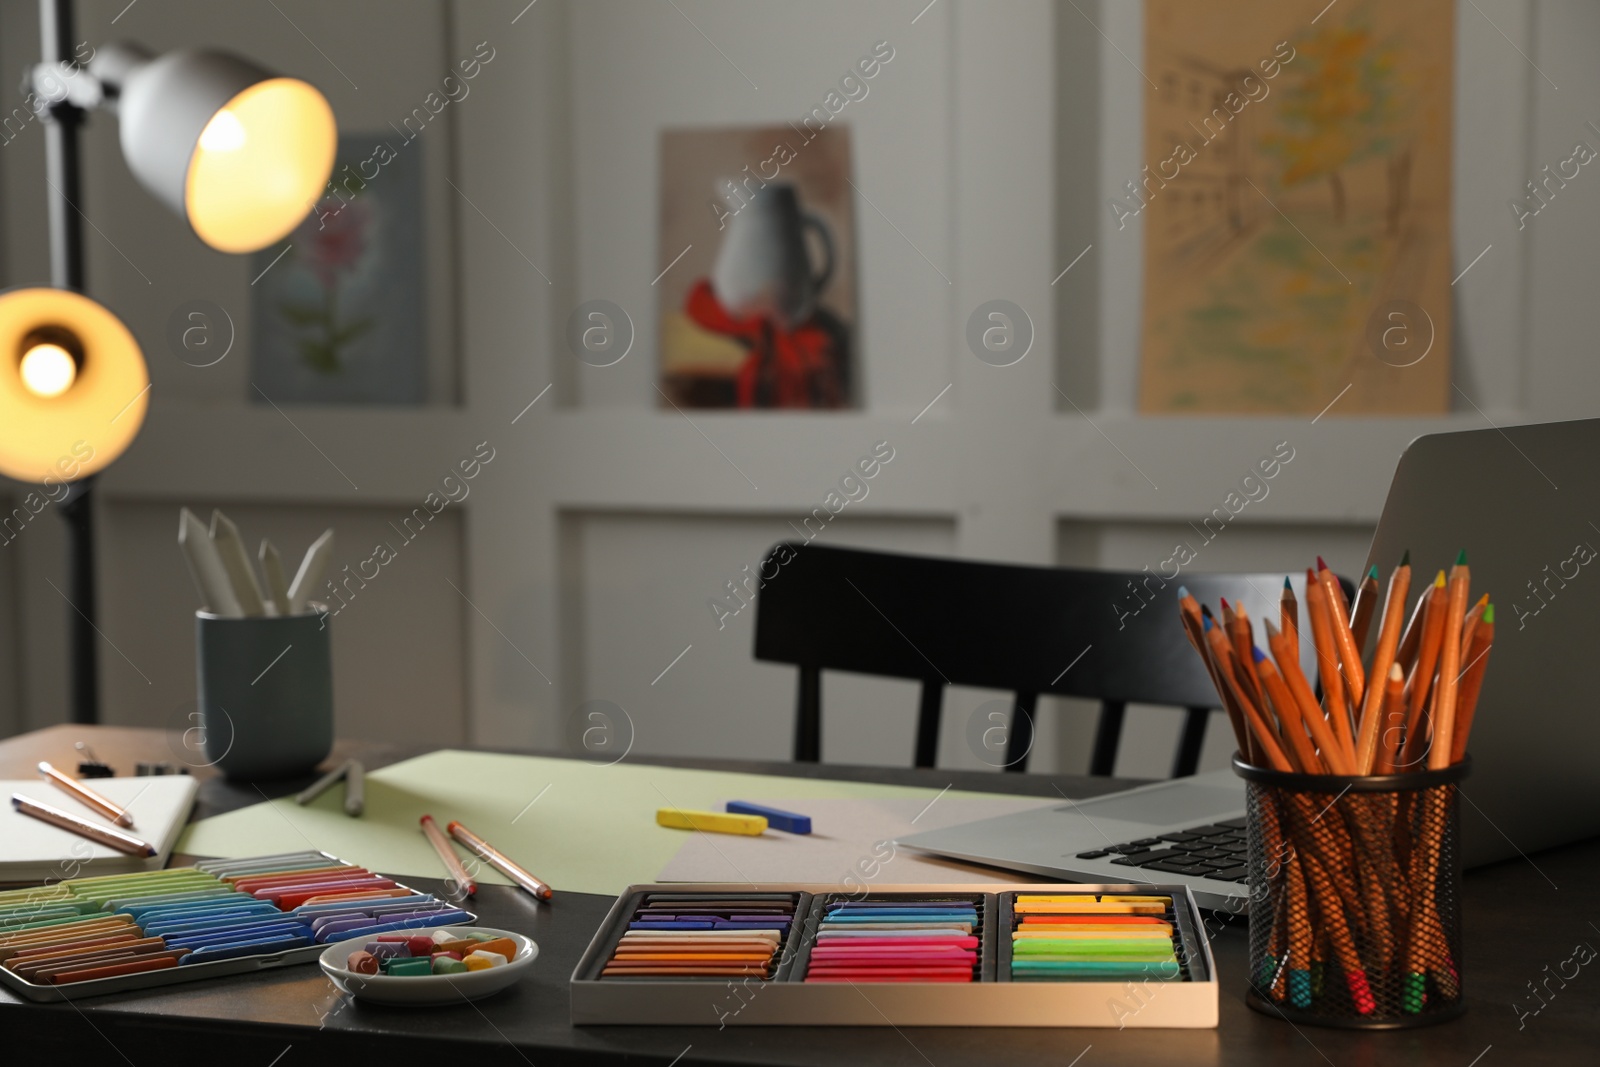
116, 50, 336, 254
0, 288, 148, 483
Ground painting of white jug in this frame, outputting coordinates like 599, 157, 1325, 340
710, 183, 834, 331
656, 124, 857, 409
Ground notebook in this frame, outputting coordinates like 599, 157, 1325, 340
1, 775, 199, 882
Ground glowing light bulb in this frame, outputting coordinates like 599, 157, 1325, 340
198, 109, 246, 153
20, 342, 77, 398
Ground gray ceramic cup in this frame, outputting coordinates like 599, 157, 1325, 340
196, 610, 333, 780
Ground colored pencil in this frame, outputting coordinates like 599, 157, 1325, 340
1373, 663, 1406, 775
1428, 552, 1471, 770
1280, 577, 1299, 652
1353, 557, 1410, 774
1265, 621, 1352, 775
1349, 564, 1381, 653
1252, 647, 1323, 774
1398, 572, 1448, 769
419, 814, 476, 899
1302, 573, 1358, 765
1317, 557, 1367, 712
1450, 603, 1493, 764
37, 762, 134, 828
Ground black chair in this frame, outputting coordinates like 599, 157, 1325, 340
752, 542, 1346, 777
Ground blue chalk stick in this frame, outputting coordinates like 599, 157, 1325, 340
180, 933, 311, 963
725, 801, 812, 834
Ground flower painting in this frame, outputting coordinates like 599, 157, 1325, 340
250, 134, 426, 404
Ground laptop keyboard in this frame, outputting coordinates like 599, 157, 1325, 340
1072, 818, 1249, 883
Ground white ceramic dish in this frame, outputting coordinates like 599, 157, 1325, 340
319, 925, 538, 1006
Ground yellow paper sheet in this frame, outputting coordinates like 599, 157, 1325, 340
176, 750, 1001, 896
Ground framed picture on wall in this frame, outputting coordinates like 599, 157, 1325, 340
1137, 0, 1454, 414
249, 134, 427, 405
658, 124, 857, 409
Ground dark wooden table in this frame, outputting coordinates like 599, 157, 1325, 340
2, 725, 1594, 1065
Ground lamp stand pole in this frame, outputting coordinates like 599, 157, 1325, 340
38, 0, 99, 725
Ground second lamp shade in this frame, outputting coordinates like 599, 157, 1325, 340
117, 50, 337, 254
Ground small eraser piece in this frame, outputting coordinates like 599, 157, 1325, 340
725, 801, 812, 835
346, 950, 379, 975
385, 957, 432, 976
432, 955, 467, 975
466, 950, 507, 968
461, 954, 494, 972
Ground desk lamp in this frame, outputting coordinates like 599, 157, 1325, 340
2, 0, 337, 723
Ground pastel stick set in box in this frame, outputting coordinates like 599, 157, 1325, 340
0, 850, 474, 1001
571, 883, 1218, 1028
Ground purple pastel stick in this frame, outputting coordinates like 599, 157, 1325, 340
363, 941, 410, 958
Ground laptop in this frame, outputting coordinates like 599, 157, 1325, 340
899, 418, 1600, 911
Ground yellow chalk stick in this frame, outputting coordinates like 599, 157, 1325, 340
655, 809, 768, 835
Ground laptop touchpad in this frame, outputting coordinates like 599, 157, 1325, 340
1056, 783, 1244, 827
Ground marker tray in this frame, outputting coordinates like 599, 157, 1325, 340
0, 851, 476, 1003
571, 883, 1217, 1027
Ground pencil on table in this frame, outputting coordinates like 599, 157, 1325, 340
1316, 557, 1367, 711
1450, 603, 1494, 764
1350, 564, 1381, 653
420, 814, 476, 899
1428, 551, 1472, 770
1353, 556, 1411, 773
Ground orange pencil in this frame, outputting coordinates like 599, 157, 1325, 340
1373, 663, 1407, 775
1266, 620, 1353, 774
1450, 602, 1494, 764
1457, 593, 1489, 661
1280, 577, 1299, 652
1428, 551, 1471, 769
1317, 557, 1367, 711
1190, 612, 1251, 760
1253, 646, 1324, 774
1303, 572, 1358, 764
1353, 555, 1411, 773
1398, 572, 1447, 769
1224, 599, 1267, 710
1176, 586, 1205, 652
1349, 564, 1381, 653
1394, 570, 1432, 673
1203, 614, 1263, 765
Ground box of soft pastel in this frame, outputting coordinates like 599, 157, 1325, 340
1178, 552, 1490, 1028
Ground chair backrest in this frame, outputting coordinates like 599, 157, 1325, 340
752, 541, 1345, 776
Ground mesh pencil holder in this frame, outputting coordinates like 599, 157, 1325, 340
1233, 755, 1471, 1029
